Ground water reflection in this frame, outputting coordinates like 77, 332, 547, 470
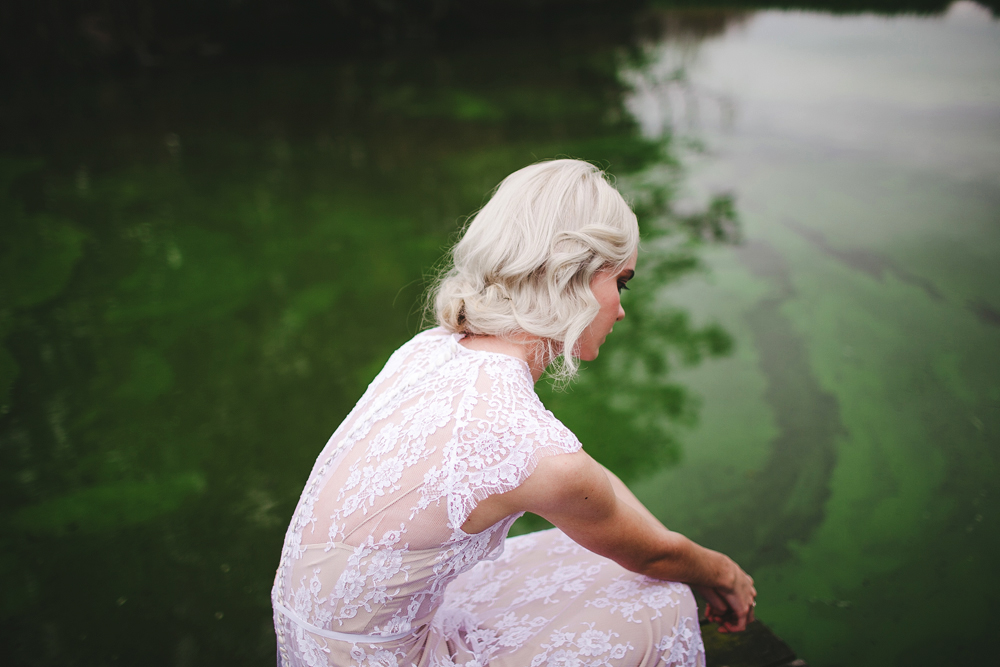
0, 8, 746, 664
627, 4, 1000, 665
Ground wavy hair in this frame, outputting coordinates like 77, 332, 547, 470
430, 159, 639, 382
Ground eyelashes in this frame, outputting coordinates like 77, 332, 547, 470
616, 268, 635, 294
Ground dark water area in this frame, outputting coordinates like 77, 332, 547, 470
1, 1, 998, 666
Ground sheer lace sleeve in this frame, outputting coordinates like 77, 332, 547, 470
416, 351, 583, 539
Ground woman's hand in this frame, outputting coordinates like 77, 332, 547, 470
695, 560, 756, 632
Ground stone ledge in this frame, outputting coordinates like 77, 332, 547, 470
702, 619, 807, 667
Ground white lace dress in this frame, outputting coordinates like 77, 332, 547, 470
272, 328, 705, 667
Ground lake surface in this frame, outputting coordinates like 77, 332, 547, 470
629, 3, 1000, 663
1, 2, 997, 665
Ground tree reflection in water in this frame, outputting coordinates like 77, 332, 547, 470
0, 7, 746, 664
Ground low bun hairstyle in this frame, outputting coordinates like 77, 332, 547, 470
431, 159, 639, 382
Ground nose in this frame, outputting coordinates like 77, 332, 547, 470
617, 304, 625, 322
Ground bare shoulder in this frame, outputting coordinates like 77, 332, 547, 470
530, 450, 597, 489
517, 450, 616, 519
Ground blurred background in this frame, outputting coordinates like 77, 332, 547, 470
1, 1, 998, 665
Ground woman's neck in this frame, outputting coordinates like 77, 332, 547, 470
458, 333, 550, 382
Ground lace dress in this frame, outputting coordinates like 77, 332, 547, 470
272, 328, 705, 667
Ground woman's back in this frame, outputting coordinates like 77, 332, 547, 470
271, 329, 581, 649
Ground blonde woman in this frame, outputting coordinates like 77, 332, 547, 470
271, 159, 756, 666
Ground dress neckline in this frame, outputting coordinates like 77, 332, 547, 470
451, 332, 534, 379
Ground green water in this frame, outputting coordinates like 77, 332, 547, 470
1, 3, 998, 666
630, 3, 1000, 663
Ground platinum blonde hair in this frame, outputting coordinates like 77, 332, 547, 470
431, 159, 640, 382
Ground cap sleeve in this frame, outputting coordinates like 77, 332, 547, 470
441, 355, 582, 534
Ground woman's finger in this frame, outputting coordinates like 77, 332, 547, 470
697, 586, 736, 631
701, 588, 728, 614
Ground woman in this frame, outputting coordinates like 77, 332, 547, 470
272, 159, 756, 667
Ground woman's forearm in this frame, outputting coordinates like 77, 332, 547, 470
601, 463, 664, 528
601, 465, 737, 590
637, 524, 757, 632
639, 529, 736, 590
595, 463, 734, 589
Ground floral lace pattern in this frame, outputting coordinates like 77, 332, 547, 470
530, 625, 634, 667
586, 576, 689, 623
272, 329, 704, 666
656, 616, 705, 666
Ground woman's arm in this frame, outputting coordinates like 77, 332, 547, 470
599, 462, 664, 529
596, 460, 753, 628
490, 449, 757, 632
